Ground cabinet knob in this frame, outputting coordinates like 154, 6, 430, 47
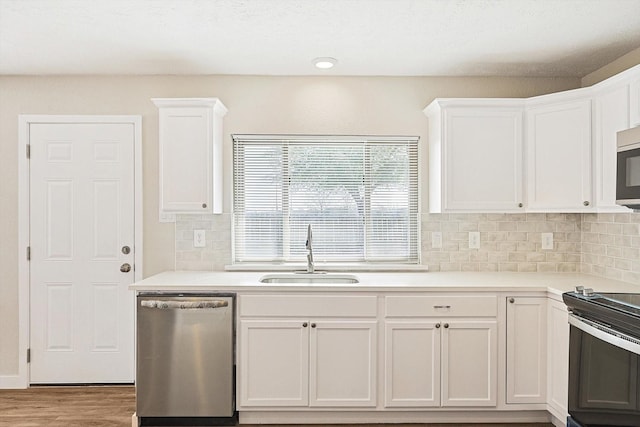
509, 298, 515, 303
311, 323, 317, 328
435, 323, 441, 329
202, 203, 207, 208
583, 201, 590, 206
444, 323, 449, 329
302, 322, 308, 328
518, 203, 523, 208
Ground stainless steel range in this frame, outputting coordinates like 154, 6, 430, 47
563, 288, 640, 427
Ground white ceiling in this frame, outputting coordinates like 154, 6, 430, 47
1, 0, 640, 77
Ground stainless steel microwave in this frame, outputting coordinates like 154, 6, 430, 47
617, 126, 640, 210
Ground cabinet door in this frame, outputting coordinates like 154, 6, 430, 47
444, 108, 524, 211
309, 320, 377, 407
441, 320, 497, 407
239, 319, 309, 407
631, 77, 640, 127
594, 85, 631, 211
384, 321, 441, 407
527, 99, 593, 211
158, 106, 213, 214
547, 299, 570, 420
506, 297, 547, 404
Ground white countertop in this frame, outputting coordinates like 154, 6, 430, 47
130, 271, 640, 296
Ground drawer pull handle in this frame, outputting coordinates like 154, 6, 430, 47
509, 298, 515, 303
302, 322, 308, 328
444, 323, 449, 329
433, 305, 451, 309
311, 323, 317, 328
435, 323, 441, 328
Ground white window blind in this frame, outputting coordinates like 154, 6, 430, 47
232, 134, 419, 264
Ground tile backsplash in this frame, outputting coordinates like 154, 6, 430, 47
175, 211, 640, 285
580, 213, 640, 284
420, 213, 581, 273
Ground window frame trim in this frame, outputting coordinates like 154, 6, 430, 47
231, 134, 420, 265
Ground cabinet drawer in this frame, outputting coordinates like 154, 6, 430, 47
240, 295, 377, 317
385, 295, 497, 317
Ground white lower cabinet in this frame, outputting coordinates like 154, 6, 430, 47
384, 321, 441, 407
239, 316, 377, 408
441, 320, 498, 407
240, 319, 309, 407
506, 296, 547, 404
384, 295, 498, 408
547, 298, 570, 422
310, 321, 377, 407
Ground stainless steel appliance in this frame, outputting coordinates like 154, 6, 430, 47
616, 126, 640, 210
136, 293, 235, 425
563, 289, 640, 427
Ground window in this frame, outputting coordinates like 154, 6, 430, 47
232, 135, 419, 264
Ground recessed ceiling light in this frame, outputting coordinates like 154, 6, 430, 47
313, 57, 337, 69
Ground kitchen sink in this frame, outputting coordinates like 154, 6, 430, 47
259, 273, 360, 284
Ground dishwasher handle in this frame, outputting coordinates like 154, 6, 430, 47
140, 300, 229, 310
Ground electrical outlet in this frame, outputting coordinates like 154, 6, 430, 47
432, 231, 443, 248
541, 232, 554, 250
194, 230, 206, 248
469, 232, 480, 249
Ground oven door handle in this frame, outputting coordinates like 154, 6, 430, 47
568, 313, 640, 356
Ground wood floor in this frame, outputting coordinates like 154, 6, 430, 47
0, 386, 554, 427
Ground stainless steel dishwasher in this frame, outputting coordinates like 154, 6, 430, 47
136, 293, 235, 424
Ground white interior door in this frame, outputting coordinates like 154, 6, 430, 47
29, 122, 136, 384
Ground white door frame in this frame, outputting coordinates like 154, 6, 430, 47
12, 115, 143, 389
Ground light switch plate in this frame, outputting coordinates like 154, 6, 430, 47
432, 231, 443, 248
541, 232, 554, 250
194, 230, 206, 248
469, 232, 480, 249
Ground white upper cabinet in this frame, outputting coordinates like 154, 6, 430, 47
630, 72, 640, 128
152, 98, 227, 221
425, 65, 640, 213
526, 95, 593, 212
593, 83, 631, 212
425, 100, 524, 212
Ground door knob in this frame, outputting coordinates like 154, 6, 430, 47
121, 246, 131, 255
120, 263, 131, 273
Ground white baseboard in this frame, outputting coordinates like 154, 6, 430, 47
239, 410, 551, 424
0, 374, 28, 389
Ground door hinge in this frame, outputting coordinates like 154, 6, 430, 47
26, 144, 30, 159
27, 246, 31, 261
27, 348, 30, 364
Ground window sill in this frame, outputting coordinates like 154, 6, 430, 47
224, 263, 428, 272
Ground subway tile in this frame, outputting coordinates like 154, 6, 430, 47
623, 223, 640, 236
478, 221, 498, 232
558, 263, 578, 272
498, 222, 518, 231
537, 263, 558, 272
478, 263, 499, 272
518, 263, 538, 272
498, 263, 518, 272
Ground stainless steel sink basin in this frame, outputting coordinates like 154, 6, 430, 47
259, 273, 360, 284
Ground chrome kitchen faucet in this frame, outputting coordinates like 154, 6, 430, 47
306, 224, 314, 273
